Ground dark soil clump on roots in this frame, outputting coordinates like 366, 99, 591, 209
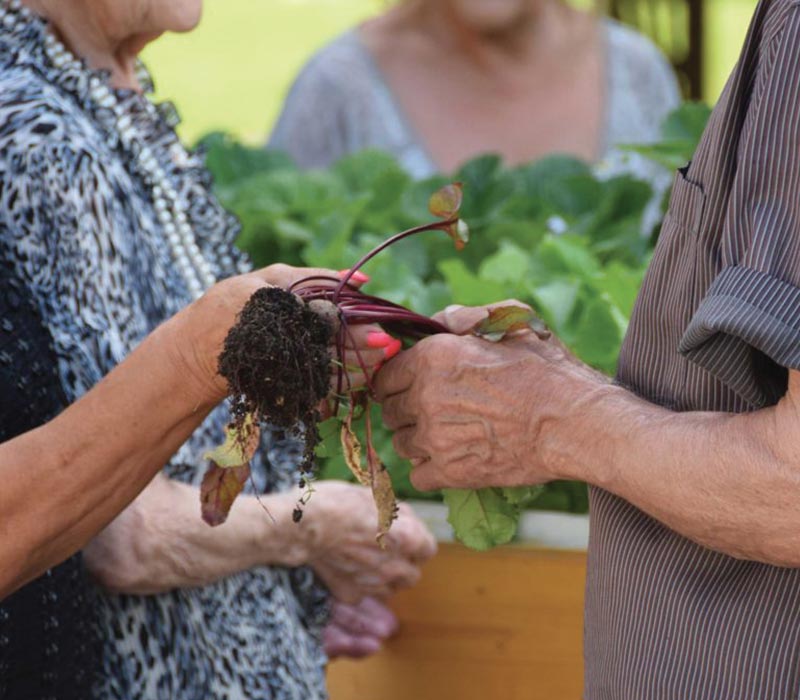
218, 287, 334, 464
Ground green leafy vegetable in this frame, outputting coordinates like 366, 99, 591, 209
443, 488, 521, 551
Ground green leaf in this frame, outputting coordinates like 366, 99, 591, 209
478, 241, 531, 286
595, 262, 646, 318
454, 155, 520, 224
333, 149, 409, 198
660, 101, 712, 143
622, 142, 697, 171
302, 200, 368, 268
544, 174, 603, 217
571, 296, 627, 373
444, 488, 520, 550
537, 235, 601, 277
502, 485, 544, 506
518, 154, 592, 184
199, 132, 294, 186
438, 258, 507, 306
273, 218, 313, 244
529, 279, 581, 331
622, 102, 711, 170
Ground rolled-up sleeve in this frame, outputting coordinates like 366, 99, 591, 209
679, 8, 800, 405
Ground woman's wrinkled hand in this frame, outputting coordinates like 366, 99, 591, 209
323, 596, 399, 659
165, 263, 392, 406
298, 481, 436, 604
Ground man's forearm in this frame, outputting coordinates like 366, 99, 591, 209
543, 375, 800, 566
377, 320, 800, 565
0, 317, 221, 599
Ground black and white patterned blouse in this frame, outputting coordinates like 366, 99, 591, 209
0, 7, 329, 700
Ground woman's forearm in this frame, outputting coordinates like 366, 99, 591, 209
0, 315, 222, 599
0, 265, 354, 599
546, 372, 800, 566
84, 475, 307, 594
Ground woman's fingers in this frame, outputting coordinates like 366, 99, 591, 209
344, 325, 401, 360
253, 263, 337, 290
378, 557, 422, 592
390, 503, 438, 562
354, 596, 400, 636
306, 483, 435, 607
337, 269, 371, 288
322, 623, 383, 660
336, 325, 402, 391
323, 597, 398, 659
330, 597, 398, 638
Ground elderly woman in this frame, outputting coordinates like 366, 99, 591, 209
270, 0, 679, 182
0, 1, 436, 699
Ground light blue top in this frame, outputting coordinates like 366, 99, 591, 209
269, 20, 681, 183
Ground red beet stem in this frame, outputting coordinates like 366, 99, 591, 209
333, 217, 457, 300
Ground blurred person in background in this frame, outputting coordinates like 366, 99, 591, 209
0, 1, 436, 699
269, 0, 680, 185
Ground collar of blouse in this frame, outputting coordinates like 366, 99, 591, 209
0, 0, 218, 298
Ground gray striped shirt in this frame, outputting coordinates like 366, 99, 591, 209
585, 1, 800, 697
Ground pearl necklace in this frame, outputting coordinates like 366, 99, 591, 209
0, 0, 216, 300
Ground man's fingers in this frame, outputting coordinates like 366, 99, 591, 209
381, 391, 418, 430
373, 348, 417, 401
431, 304, 488, 335
409, 460, 444, 492
432, 299, 533, 336
391, 427, 428, 461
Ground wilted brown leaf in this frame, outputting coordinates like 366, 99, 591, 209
370, 457, 397, 549
365, 405, 397, 547
428, 182, 463, 219
341, 404, 370, 488
200, 418, 260, 526
201, 463, 251, 526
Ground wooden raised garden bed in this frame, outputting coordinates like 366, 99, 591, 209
327, 507, 588, 700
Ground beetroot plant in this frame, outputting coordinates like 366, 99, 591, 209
201, 183, 546, 544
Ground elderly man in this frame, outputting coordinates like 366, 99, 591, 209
376, 0, 800, 697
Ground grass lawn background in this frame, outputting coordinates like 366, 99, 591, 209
143, 0, 759, 145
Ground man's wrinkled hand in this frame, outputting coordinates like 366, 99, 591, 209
374, 303, 607, 491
